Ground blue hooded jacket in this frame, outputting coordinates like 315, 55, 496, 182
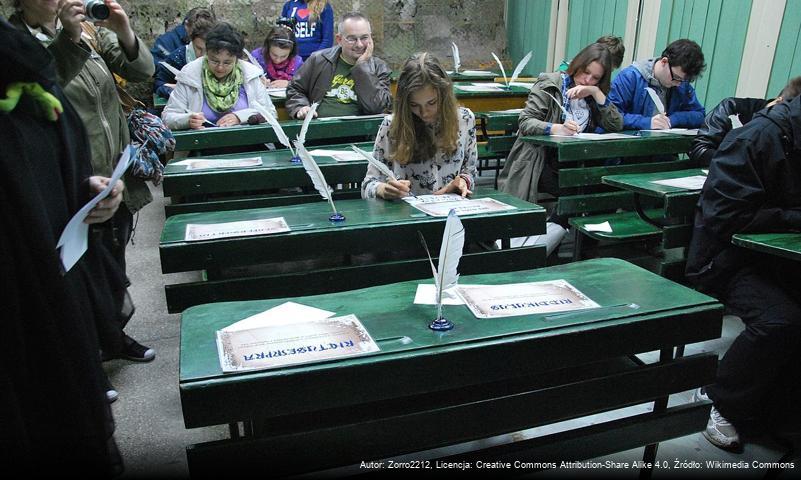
609, 61, 705, 130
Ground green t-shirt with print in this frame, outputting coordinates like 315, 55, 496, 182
317, 57, 361, 117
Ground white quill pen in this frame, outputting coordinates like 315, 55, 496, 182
351, 145, 417, 198
542, 91, 573, 121
491, 52, 508, 87
242, 48, 265, 75
261, 108, 295, 157
646, 87, 665, 115
159, 61, 181, 78
295, 141, 339, 216
509, 51, 533, 85
157, 44, 171, 56
296, 102, 319, 145
451, 42, 461, 73
419, 210, 465, 322
351, 145, 395, 179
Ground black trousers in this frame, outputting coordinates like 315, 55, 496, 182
92, 204, 135, 356
707, 255, 801, 435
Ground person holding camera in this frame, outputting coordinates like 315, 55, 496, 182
9, 0, 157, 397
281, 0, 334, 61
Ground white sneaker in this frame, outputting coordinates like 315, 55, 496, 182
703, 406, 741, 450
510, 222, 567, 256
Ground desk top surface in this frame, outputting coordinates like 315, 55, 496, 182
179, 258, 718, 384
602, 168, 706, 199
163, 141, 372, 176
161, 189, 542, 245
171, 114, 385, 150
732, 233, 801, 261
520, 131, 694, 161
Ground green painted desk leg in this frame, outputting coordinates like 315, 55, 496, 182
639, 347, 674, 479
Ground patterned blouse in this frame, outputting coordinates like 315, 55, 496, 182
362, 107, 478, 198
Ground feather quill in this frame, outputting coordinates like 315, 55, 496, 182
510, 51, 532, 85
491, 52, 508, 87
433, 210, 465, 320
542, 91, 573, 121
242, 48, 263, 70
646, 87, 665, 115
451, 42, 461, 73
297, 102, 319, 145
351, 145, 396, 180
159, 61, 181, 78
295, 141, 338, 215
261, 108, 295, 156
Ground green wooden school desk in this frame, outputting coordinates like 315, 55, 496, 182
453, 82, 529, 113
162, 141, 372, 200
732, 233, 801, 262
178, 258, 722, 477
160, 189, 546, 312
171, 114, 385, 152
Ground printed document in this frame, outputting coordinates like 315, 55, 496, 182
456, 280, 600, 318
185, 217, 290, 241
650, 175, 707, 190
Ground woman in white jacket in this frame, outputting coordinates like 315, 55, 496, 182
162, 22, 277, 130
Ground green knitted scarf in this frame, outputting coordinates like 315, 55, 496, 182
202, 59, 244, 113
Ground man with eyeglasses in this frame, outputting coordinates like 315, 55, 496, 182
609, 38, 706, 130
286, 11, 391, 119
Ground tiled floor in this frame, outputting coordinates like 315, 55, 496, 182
111, 180, 797, 478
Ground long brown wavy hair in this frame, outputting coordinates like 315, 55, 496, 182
566, 43, 613, 94
389, 52, 459, 165
307, 0, 329, 23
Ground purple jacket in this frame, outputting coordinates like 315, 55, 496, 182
251, 47, 303, 81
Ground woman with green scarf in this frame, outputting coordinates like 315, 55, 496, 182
163, 22, 277, 130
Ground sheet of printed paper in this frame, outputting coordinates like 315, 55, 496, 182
172, 157, 263, 170
317, 113, 387, 121
639, 128, 698, 135
551, 132, 638, 140
456, 280, 600, 319
57, 145, 133, 272
223, 301, 336, 331
455, 84, 505, 93
650, 175, 707, 190
216, 314, 380, 372
185, 217, 290, 241
408, 197, 516, 217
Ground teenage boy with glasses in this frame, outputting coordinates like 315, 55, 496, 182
609, 38, 706, 130
286, 11, 391, 119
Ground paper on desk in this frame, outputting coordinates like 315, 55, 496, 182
509, 82, 534, 89
491, 108, 523, 113
57, 145, 134, 272
413, 284, 464, 305
460, 70, 498, 76
171, 157, 263, 170
639, 128, 698, 135
650, 175, 707, 190
266, 87, 286, 98
583, 221, 613, 233
185, 217, 290, 241
304, 149, 365, 162
317, 113, 387, 121
223, 301, 336, 331
455, 84, 505, 93
551, 132, 636, 140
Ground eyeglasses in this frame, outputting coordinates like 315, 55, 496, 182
666, 59, 692, 83
343, 34, 371, 45
207, 58, 236, 68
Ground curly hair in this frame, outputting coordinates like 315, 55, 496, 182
389, 52, 459, 166
661, 39, 706, 80
205, 22, 244, 57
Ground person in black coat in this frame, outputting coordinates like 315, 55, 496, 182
0, 16, 127, 475
689, 76, 801, 167
686, 94, 801, 451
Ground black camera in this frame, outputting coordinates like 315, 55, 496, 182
276, 16, 297, 29
84, 0, 110, 22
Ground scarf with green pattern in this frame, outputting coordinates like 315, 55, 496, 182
202, 59, 243, 113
